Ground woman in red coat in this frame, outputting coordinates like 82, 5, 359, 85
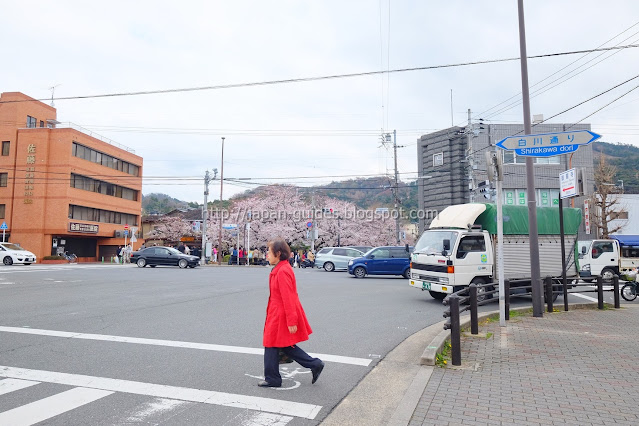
258, 238, 325, 388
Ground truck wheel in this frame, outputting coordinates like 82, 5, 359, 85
472, 278, 492, 302
601, 267, 615, 281
429, 291, 447, 300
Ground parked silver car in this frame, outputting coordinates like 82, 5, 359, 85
315, 247, 364, 272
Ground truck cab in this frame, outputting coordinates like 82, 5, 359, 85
579, 236, 639, 281
409, 204, 494, 300
579, 239, 619, 281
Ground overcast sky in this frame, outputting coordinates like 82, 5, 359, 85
2, 1, 638, 203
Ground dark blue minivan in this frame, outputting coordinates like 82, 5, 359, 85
348, 246, 413, 279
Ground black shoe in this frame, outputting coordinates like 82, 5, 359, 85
311, 362, 325, 384
257, 380, 281, 388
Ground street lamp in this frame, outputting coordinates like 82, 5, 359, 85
218, 137, 225, 265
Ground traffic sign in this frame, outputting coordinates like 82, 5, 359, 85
306, 222, 312, 228
222, 223, 238, 230
559, 168, 578, 199
124, 230, 129, 236
124, 224, 129, 230
0, 222, 7, 230
495, 130, 601, 157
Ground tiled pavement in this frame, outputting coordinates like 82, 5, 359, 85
409, 304, 639, 426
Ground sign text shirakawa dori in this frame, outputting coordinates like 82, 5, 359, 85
496, 130, 601, 157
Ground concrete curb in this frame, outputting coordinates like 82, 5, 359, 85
419, 302, 606, 365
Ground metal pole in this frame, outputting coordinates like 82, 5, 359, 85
559, 197, 569, 311
449, 295, 462, 366
613, 275, 620, 309
470, 284, 478, 335
545, 276, 553, 313
202, 170, 209, 266
393, 129, 400, 245
467, 109, 475, 203
597, 275, 604, 310
504, 279, 511, 321
496, 158, 506, 327
310, 193, 315, 252
218, 137, 225, 265
517, 0, 543, 318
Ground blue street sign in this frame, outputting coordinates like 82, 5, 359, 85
124, 230, 129, 236
496, 130, 601, 157
307, 222, 312, 228
0, 222, 7, 230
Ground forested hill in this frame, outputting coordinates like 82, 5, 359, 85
593, 141, 639, 193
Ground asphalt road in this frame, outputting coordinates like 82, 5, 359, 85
0, 263, 449, 425
0, 263, 627, 425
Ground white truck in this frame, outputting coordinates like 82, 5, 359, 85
409, 203, 582, 300
578, 235, 639, 281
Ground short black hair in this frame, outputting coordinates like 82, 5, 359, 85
268, 238, 291, 261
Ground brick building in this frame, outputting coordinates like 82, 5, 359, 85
0, 92, 143, 261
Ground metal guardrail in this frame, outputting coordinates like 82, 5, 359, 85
442, 275, 622, 366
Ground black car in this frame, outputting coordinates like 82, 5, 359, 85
131, 246, 200, 269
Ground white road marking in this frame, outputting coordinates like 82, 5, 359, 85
0, 378, 40, 396
241, 412, 293, 426
0, 325, 371, 366
122, 397, 191, 424
570, 292, 599, 302
0, 386, 113, 426
0, 365, 322, 420
0, 264, 124, 274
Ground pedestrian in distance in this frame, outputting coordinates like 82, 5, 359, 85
116, 245, 122, 264
178, 243, 185, 253
258, 238, 324, 388
184, 244, 191, 255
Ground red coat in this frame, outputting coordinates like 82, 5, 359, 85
263, 260, 313, 347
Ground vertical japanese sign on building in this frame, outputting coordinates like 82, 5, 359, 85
24, 144, 36, 204
583, 200, 591, 235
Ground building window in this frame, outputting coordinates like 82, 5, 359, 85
0, 204, 4, 219
0, 173, 7, 187
26, 116, 37, 128
71, 142, 139, 176
610, 211, 629, 220
433, 152, 444, 167
70, 173, 138, 201
40, 120, 44, 128
1, 141, 9, 156
68, 204, 138, 226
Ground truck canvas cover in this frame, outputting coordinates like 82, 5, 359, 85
431, 203, 581, 235
475, 204, 581, 235
610, 235, 639, 247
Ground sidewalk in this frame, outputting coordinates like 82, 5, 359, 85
409, 304, 639, 426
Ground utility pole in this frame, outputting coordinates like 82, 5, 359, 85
201, 169, 217, 266
518, 0, 543, 317
310, 193, 316, 252
218, 137, 225, 265
393, 129, 400, 244
467, 109, 475, 203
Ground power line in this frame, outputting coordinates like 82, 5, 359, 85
469, 22, 639, 123
2, 44, 638, 105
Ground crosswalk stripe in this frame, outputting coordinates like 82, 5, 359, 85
0, 365, 322, 420
0, 387, 113, 426
0, 378, 40, 396
0, 325, 372, 366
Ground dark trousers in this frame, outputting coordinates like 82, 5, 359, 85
264, 345, 323, 386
